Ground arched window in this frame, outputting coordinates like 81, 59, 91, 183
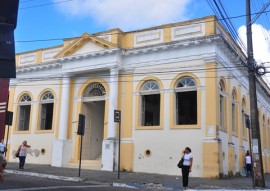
175, 77, 197, 125
39, 91, 54, 130
219, 80, 226, 129
17, 94, 32, 131
140, 80, 160, 126
231, 90, 237, 134
83, 82, 106, 97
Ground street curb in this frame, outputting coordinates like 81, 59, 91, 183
5, 170, 84, 182
112, 182, 180, 190
112, 183, 141, 189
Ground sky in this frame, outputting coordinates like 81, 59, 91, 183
15, 0, 270, 70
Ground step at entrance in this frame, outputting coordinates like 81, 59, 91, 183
64, 159, 101, 170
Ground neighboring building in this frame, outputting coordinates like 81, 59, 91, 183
0, 79, 10, 139
5, 15, 270, 177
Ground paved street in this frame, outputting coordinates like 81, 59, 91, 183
1, 163, 270, 190
0, 173, 138, 191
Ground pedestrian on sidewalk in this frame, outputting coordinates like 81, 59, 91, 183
0, 139, 6, 155
245, 150, 252, 177
181, 147, 193, 190
17, 141, 31, 170
0, 153, 7, 181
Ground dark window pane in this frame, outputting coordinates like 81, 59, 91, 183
176, 91, 197, 125
18, 105, 31, 131
40, 103, 54, 130
141, 94, 160, 126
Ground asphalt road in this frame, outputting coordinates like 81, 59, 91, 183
0, 173, 139, 191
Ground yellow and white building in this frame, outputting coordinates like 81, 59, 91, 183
6, 15, 270, 177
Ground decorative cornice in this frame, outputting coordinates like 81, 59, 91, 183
122, 35, 221, 56
17, 62, 62, 73
58, 48, 120, 63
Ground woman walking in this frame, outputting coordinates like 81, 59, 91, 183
245, 150, 252, 177
17, 141, 31, 170
181, 147, 193, 190
0, 139, 6, 155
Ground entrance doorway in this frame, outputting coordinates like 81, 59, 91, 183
82, 101, 105, 160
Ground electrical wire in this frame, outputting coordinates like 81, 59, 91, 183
11, 63, 251, 87
10, 8, 270, 44
207, 0, 247, 53
19, 0, 73, 10
20, 0, 42, 3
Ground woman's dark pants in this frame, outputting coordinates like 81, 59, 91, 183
19, 156, 26, 169
182, 165, 190, 187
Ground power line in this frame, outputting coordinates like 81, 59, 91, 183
19, 0, 73, 10
207, 0, 247, 53
12, 9, 270, 44
11, 64, 252, 87
11, 74, 248, 87
20, 0, 42, 3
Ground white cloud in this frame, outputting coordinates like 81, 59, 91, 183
238, 24, 270, 63
238, 24, 270, 84
53, 0, 191, 30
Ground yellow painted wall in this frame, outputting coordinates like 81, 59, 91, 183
120, 143, 134, 172
237, 85, 243, 146
227, 79, 232, 142
163, 28, 171, 43
121, 33, 134, 49
205, 63, 218, 136
55, 81, 63, 139
203, 142, 220, 178
239, 149, 245, 170
5, 87, 15, 160
122, 73, 133, 138
262, 155, 266, 172
204, 16, 216, 36
67, 80, 75, 139
228, 146, 235, 175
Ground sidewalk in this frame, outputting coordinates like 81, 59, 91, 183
4, 162, 270, 190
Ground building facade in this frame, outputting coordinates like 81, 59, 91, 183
5, 15, 270, 177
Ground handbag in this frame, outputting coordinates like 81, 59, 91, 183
177, 157, 184, 168
15, 145, 21, 158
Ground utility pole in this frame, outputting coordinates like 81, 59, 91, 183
246, 0, 265, 187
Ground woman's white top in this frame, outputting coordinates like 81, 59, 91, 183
183, 153, 193, 166
19, 145, 27, 157
245, 155, 252, 164
0, 143, 5, 152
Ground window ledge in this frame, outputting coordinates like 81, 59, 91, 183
13, 130, 31, 134
136, 125, 163, 130
170, 124, 200, 129
34, 129, 54, 134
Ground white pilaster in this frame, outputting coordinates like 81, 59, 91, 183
102, 67, 119, 171
107, 67, 119, 138
52, 75, 72, 167
59, 76, 71, 140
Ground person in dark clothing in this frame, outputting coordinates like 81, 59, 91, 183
245, 150, 252, 177
181, 147, 193, 190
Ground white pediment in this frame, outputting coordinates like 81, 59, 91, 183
72, 41, 106, 55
